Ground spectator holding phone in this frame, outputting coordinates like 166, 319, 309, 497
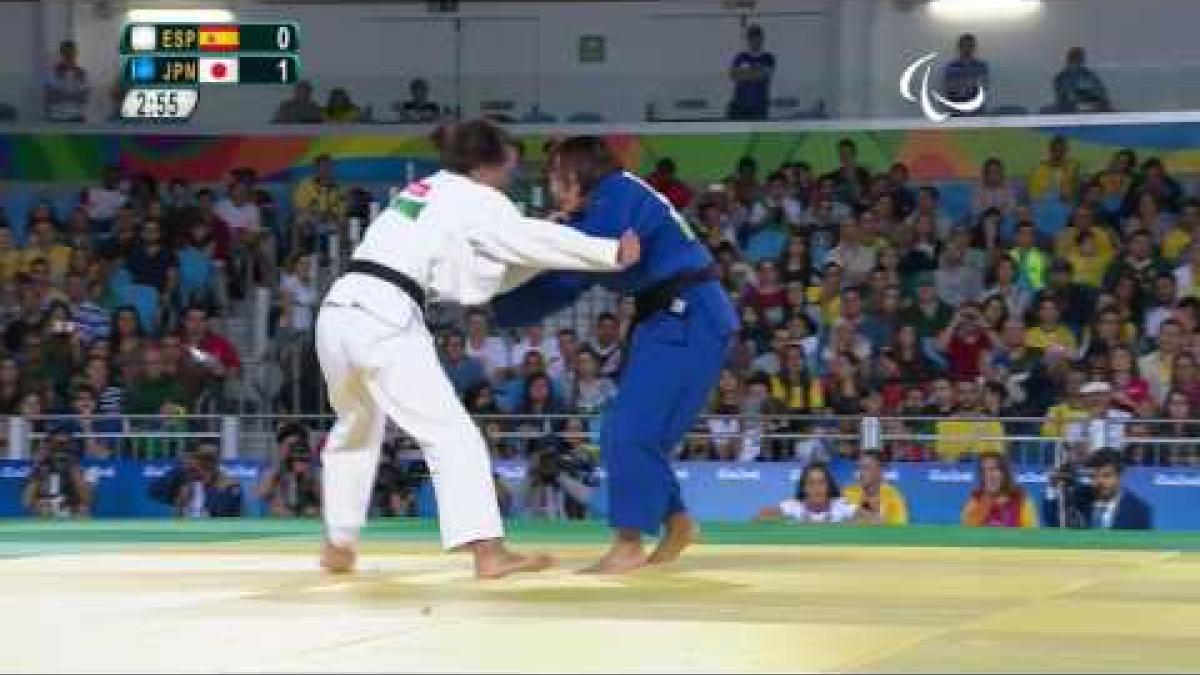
841, 451, 908, 525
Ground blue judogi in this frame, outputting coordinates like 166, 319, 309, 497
492, 171, 738, 534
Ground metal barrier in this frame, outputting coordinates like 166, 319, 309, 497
7, 413, 1199, 468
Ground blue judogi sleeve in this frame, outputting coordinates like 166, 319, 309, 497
492, 271, 593, 329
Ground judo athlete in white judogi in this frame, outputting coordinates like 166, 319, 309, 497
317, 120, 640, 578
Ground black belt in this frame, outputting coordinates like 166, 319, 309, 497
344, 259, 427, 312
632, 265, 719, 326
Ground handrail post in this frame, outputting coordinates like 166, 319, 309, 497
221, 415, 240, 460
860, 416, 882, 452
7, 416, 26, 460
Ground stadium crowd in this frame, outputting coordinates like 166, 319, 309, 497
1, 133, 1200, 471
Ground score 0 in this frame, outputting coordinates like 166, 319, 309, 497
240, 23, 300, 53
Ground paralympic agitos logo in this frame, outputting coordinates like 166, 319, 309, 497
899, 52, 986, 122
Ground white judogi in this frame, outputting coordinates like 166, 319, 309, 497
318, 170, 620, 550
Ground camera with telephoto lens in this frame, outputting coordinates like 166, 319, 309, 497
1050, 460, 1095, 527
530, 434, 594, 484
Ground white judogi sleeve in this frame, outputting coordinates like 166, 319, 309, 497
468, 211, 619, 271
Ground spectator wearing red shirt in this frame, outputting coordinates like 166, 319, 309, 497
937, 302, 992, 382
180, 305, 240, 386
643, 158, 693, 210
741, 260, 787, 327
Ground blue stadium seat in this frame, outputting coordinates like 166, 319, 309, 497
742, 228, 788, 264
177, 248, 214, 303
1031, 199, 1071, 239
936, 182, 974, 227
118, 283, 160, 335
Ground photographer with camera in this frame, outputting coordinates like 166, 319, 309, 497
257, 423, 321, 517
1043, 448, 1153, 529
148, 443, 243, 518
522, 432, 596, 520
22, 427, 91, 518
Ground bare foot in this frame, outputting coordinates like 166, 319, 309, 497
647, 513, 697, 565
578, 547, 648, 575
320, 538, 357, 574
475, 550, 557, 580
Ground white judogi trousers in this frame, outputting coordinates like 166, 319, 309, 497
316, 301, 502, 550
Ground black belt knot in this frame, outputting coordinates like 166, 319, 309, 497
632, 265, 719, 326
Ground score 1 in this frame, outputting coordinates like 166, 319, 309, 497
239, 56, 301, 84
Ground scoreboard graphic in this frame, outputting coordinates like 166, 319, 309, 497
119, 22, 301, 121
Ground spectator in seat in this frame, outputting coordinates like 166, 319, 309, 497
1043, 449, 1151, 529
1140, 318, 1185, 405
982, 256, 1032, 319
23, 219, 72, 283
1124, 158, 1183, 215
1026, 296, 1077, 355
510, 324, 561, 377
826, 218, 877, 287
0, 225, 23, 284
941, 33, 989, 114
589, 312, 624, 378
1028, 135, 1081, 203
961, 452, 1037, 528
125, 219, 177, 294
567, 347, 616, 415
43, 40, 90, 123
1009, 222, 1049, 292
271, 80, 324, 124
23, 428, 91, 518
1104, 229, 1170, 297
1109, 344, 1154, 417
935, 240, 984, 308
463, 308, 510, 382
278, 252, 317, 336
972, 157, 1018, 220
292, 154, 347, 252
0, 357, 22, 414
1093, 149, 1136, 209
440, 328, 486, 398
756, 462, 858, 524
905, 186, 955, 242
937, 302, 992, 382
149, 444, 243, 518
904, 272, 955, 340
58, 384, 124, 459
821, 138, 872, 208
1052, 47, 1112, 114
1143, 272, 1181, 339
1124, 191, 1174, 241
123, 345, 187, 415
1161, 199, 1199, 265
644, 158, 693, 210
842, 451, 909, 525
749, 171, 803, 231
1064, 381, 1132, 454
322, 87, 362, 123
727, 25, 775, 121
180, 304, 240, 388
741, 260, 788, 328
4, 282, 44, 354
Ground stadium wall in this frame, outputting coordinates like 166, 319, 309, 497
2, 460, 1199, 529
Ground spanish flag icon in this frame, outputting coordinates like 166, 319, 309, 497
198, 25, 239, 52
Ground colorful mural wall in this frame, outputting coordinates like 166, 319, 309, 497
3, 122, 1200, 183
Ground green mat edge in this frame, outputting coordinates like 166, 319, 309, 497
1, 518, 1199, 553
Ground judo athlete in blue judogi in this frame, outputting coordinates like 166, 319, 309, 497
492, 137, 738, 573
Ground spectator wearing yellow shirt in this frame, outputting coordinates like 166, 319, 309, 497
0, 226, 23, 283
291, 153, 346, 249
1063, 230, 1113, 289
961, 452, 1038, 528
767, 343, 824, 413
22, 219, 72, 283
322, 88, 362, 123
1026, 297, 1078, 354
842, 452, 908, 525
1093, 148, 1136, 206
1028, 135, 1080, 203
1054, 204, 1117, 261
935, 380, 1006, 462
1042, 368, 1089, 439
1161, 199, 1199, 264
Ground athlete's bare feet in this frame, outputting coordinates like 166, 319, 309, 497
647, 513, 697, 565
320, 538, 357, 574
579, 530, 647, 575
469, 539, 556, 580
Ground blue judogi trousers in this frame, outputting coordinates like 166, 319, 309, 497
601, 282, 734, 534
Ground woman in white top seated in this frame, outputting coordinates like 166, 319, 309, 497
755, 461, 859, 524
